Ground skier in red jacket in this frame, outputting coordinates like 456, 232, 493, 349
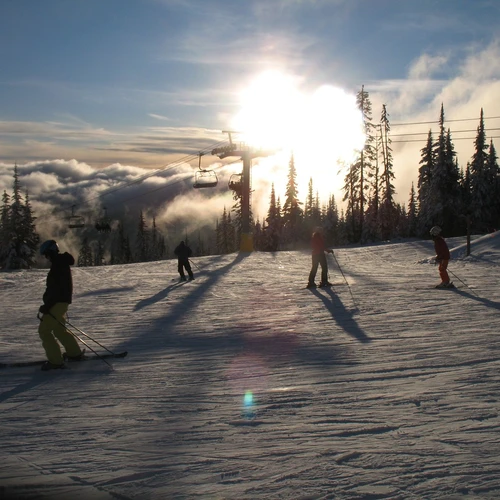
430, 226, 452, 288
307, 227, 334, 288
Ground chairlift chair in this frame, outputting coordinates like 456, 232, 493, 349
193, 152, 218, 189
193, 169, 218, 188
95, 207, 112, 233
68, 205, 85, 229
228, 173, 243, 194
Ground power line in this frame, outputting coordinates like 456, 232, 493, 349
392, 115, 500, 127
34, 139, 229, 224
392, 127, 500, 138
35, 146, 242, 227
392, 135, 500, 144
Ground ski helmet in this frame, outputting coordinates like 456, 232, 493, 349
40, 239, 59, 256
430, 226, 442, 237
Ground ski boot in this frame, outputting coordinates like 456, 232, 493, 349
41, 361, 66, 371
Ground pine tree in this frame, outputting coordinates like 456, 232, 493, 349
93, 240, 105, 266
21, 191, 40, 266
417, 131, 435, 235
0, 191, 12, 267
281, 154, 303, 245
378, 105, 397, 240
485, 140, 500, 230
216, 207, 235, 254
469, 109, 491, 231
428, 105, 461, 235
78, 237, 93, 266
135, 210, 149, 262
264, 183, 281, 251
407, 183, 418, 237
355, 85, 377, 238
3, 165, 40, 269
323, 194, 340, 246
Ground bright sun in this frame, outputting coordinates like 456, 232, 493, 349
231, 71, 366, 205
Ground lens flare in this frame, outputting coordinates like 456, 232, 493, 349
244, 391, 254, 407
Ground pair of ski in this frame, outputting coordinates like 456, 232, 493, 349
304, 283, 342, 290
0, 350, 128, 370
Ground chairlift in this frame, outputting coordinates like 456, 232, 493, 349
228, 173, 243, 194
193, 152, 218, 189
68, 205, 85, 229
194, 169, 218, 188
95, 207, 112, 233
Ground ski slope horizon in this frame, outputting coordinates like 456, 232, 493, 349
1, 232, 500, 499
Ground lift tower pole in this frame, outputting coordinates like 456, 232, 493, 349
212, 131, 273, 252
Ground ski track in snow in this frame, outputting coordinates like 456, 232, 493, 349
1, 235, 500, 499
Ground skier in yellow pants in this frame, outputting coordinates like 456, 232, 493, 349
38, 240, 83, 370
38, 303, 81, 368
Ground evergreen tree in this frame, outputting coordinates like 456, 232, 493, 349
93, 240, 105, 266
469, 109, 491, 231
78, 237, 93, 267
323, 194, 341, 246
355, 85, 377, 238
264, 183, 281, 251
135, 210, 149, 262
378, 105, 398, 240
281, 154, 303, 245
417, 131, 435, 235
485, 140, 500, 230
342, 160, 361, 242
407, 183, 418, 237
428, 105, 461, 235
216, 207, 235, 254
0, 191, 12, 267
21, 191, 40, 266
2, 166, 40, 269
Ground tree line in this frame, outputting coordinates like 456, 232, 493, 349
217, 87, 499, 253
1, 86, 499, 269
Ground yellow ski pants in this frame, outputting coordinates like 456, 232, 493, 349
38, 303, 81, 365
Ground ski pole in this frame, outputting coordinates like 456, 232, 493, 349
330, 251, 358, 310
448, 269, 479, 297
189, 258, 201, 271
38, 313, 113, 369
64, 318, 117, 355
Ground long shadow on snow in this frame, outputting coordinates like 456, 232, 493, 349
308, 287, 371, 343
452, 288, 500, 310
131, 252, 351, 368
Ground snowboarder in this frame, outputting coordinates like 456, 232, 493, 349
307, 227, 334, 288
174, 240, 194, 282
430, 226, 452, 288
38, 240, 84, 371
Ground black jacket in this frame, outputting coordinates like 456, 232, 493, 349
42, 252, 74, 309
174, 241, 192, 261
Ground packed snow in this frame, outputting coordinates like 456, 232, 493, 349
1, 233, 500, 499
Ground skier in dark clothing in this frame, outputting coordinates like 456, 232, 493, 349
307, 227, 334, 288
38, 240, 83, 371
174, 240, 194, 282
430, 226, 452, 288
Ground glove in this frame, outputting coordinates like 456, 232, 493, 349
39, 304, 50, 314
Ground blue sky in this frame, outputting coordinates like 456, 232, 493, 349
1, 0, 500, 225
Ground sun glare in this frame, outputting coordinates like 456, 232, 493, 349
231, 71, 366, 203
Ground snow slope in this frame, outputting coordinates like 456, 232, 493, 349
1, 233, 500, 500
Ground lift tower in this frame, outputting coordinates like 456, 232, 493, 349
212, 131, 273, 252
